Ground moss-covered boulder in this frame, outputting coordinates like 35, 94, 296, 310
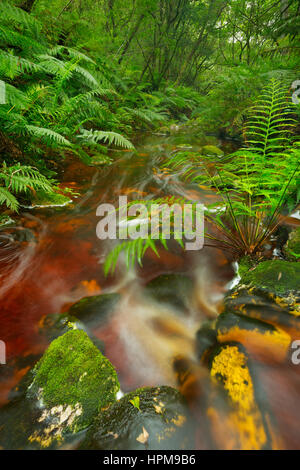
239, 260, 300, 296
201, 145, 224, 157
145, 274, 194, 312
225, 260, 300, 333
80, 386, 195, 450
284, 228, 300, 261
26, 330, 120, 447
30, 190, 72, 208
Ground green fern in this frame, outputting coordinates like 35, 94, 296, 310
0, 162, 57, 212
78, 129, 134, 149
244, 79, 297, 158
104, 80, 300, 273
26, 125, 72, 148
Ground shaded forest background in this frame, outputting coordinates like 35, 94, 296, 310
0, 0, 299, 214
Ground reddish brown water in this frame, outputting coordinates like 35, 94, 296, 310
0, 132, 299, 450
0, 133, 234, 403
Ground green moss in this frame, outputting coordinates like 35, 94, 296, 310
31, 190, 72, 208
238, 256, 257, 278
201, 145, 224, 157
89, 154, 112, 166
28, 329, 120, 432
284, 228, 300, 261
240, 260, 300, 295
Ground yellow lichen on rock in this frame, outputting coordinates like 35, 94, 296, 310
210, 345, 267, 450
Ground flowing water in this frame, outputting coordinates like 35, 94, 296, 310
0, 131, 299, 449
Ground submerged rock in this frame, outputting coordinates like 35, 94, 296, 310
80, 386, 195, 450
145, 274, 194, 312
29, 190, 72, 208
201, 145, 224, 157
67, 293, 120, 327
284, 228, 300, 261
89, 154, 112, 166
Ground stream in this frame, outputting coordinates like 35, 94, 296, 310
0, 131, 299, 450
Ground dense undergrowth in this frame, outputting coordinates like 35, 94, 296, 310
0, 0, 299, 226
104, 79, 300, 273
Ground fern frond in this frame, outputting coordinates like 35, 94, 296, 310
0, 187, 19, 211
244, 78, 296, 158
26, 125, 72, 147
78, 129, 134, 149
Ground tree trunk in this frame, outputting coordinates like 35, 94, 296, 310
19, 0, 36, 13
118, 14, 145, 64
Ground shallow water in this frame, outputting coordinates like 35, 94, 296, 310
0, 131, 299, 450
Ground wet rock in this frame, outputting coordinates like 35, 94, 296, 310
25, 330, 120, 447
225, 287, 300, 333
145, 274, 194, 312
239, 260, 300, 296
67, 293, 120, 328
284, 228, 300, 261
80, 386, 195, 450
215, 311, 290, 362
0, 330, 119, 449
89, 154, 112, 166
201, 145, 224, 157
208, 342, 273, 450
225, 261, 300, 332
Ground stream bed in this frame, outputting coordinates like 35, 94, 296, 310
0, 131, 299, 450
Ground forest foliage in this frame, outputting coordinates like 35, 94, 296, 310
0, 0, 299, 219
